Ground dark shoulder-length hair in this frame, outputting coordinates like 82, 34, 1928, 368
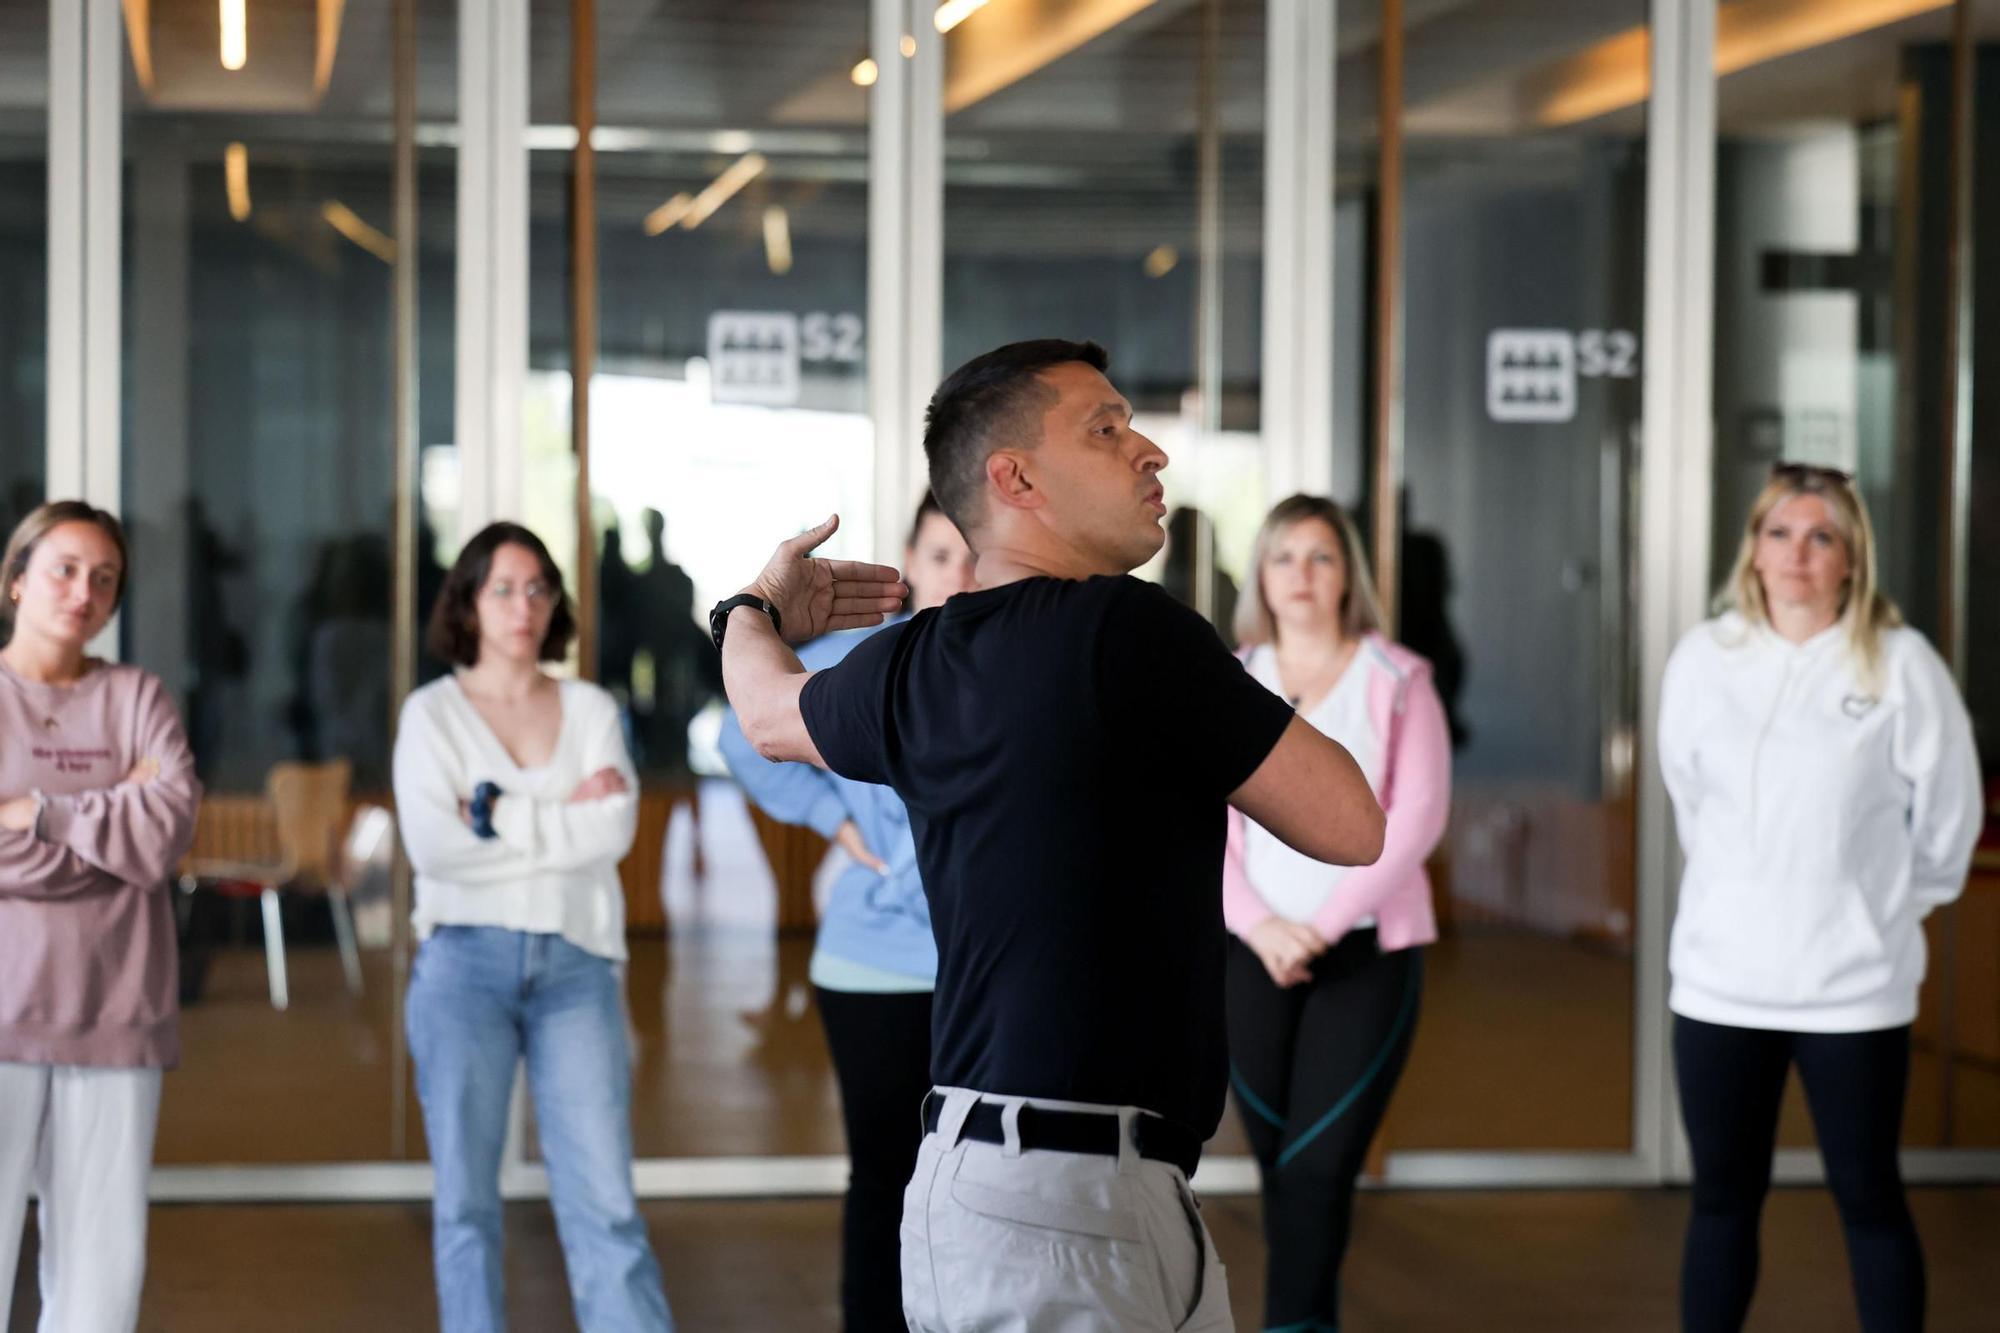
425, 521, 576, 668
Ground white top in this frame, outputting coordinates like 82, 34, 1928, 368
1243, 644, 1386, 928
1660, 613, 1983, 1031
393, 676, 639, 961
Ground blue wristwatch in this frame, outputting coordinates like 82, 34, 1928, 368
468, 781, 503, 840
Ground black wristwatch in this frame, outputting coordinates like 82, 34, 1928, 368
468, 781, 503, 840
710, 594, 782, 654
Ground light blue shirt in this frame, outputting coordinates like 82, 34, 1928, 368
718, 619, 936, 991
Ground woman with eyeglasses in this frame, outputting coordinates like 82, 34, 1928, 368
0, 501, 200, 1333
717, 492, 976, 1332
1660, 464, 1981, 1333
395, 522, 673, 1333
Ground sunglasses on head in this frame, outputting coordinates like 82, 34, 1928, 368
1770, 460, 1853, 487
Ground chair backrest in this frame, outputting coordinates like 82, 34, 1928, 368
265, 759, 354, 888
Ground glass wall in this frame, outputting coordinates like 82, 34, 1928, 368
1960, 0, 2000, 1152
119, 0, 454, 1165
0, 0, 46, 530
1329, 0, 1379, 509
1357, 0, 1650, 1152
14, 0, 1990, 1185
515, 0, 874, 1162
943, 0, 1267, 633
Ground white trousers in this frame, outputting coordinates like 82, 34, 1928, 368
0, 1063, 163, 1333
901, 1086, 1233, 1333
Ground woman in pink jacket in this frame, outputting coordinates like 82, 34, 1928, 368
0, 501, 201, 1333
1222, 494, 1451, 1333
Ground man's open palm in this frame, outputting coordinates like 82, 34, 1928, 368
753, 515, 907, 645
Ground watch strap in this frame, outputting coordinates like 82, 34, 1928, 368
710, 594, 782, 653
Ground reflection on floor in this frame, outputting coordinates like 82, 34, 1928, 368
159, 949, 403, 1165
157, 780, 2000, 1166
10, 1188, 2000, 1332
625, 783, 1641, 1157
623, 925, 1642, 1159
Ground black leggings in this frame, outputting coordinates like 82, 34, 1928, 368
1674, 1015, 1923, 1333
1226, 930, 1422, 1332
815, 985, 933, 1333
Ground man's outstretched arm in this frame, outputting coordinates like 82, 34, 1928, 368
722, 515, 906, 768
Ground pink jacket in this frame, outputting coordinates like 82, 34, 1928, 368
1223, 634, 1450, 952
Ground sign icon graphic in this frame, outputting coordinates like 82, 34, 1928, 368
708, 311, 801, 406
1487, 329, 1577, 423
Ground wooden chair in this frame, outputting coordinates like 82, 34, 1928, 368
181, 759, 362, 1011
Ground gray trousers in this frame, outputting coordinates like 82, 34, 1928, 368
901, 1086, 1234, 1332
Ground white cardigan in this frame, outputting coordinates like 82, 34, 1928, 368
1659, 613, 1983, 1031
393, 676, 639, 961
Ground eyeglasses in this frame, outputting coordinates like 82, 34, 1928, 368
480, 580, 557, 606
1770, 461, 1853, 487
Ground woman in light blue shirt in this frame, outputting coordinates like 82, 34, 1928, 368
718, 493, 973, 1331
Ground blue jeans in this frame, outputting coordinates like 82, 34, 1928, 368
407, 926, 673, 1333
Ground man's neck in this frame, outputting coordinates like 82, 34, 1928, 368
972, 532, 1126, 589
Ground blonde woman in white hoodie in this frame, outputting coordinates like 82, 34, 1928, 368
1659, 463, 1981, 1333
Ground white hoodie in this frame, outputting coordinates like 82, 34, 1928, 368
1659, 612, 1982, 1032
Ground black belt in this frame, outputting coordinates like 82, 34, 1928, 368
923, 1094, 1202, 1178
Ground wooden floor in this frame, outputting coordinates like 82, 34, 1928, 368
10, 1186, 2000, 1331
159, 781, 1653, 1166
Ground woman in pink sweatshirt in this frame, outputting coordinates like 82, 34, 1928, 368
1222, 494, 1452, 1333
0, 501, 201, 1333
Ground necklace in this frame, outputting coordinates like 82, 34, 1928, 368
1276, 638, 1358, 715
1, 656, 74, 732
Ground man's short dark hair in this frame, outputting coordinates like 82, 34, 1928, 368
922, 339, 1109, 532
425, 521, 577, 667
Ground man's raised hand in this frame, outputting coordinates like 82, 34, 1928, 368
749, 515, 907, 645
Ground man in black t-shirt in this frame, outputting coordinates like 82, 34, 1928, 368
715, 340, 1384, 1332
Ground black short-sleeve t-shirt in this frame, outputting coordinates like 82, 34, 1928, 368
800, 574, 1295, 1138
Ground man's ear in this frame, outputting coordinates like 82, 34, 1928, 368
986, 451, 1044, 512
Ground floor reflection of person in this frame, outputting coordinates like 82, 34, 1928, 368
629, 509, 717, 779
394, 522, 673, 1333
0, 502, 201, 1333
1396, 502, 1470, 749
183, 496, 250, 771
293, 533, 392, 785
599, 523, 638, 703
1660, 464, 1981, 1333
715, 340, 1384, 1333
718, 492, 976, 1332
1220, 495, 1451, 1333
416, 512, 450, 687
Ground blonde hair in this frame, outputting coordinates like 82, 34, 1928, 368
1234, 494, 1385, 648
1719, 467, 1900, 690
1, 500, 129, 640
